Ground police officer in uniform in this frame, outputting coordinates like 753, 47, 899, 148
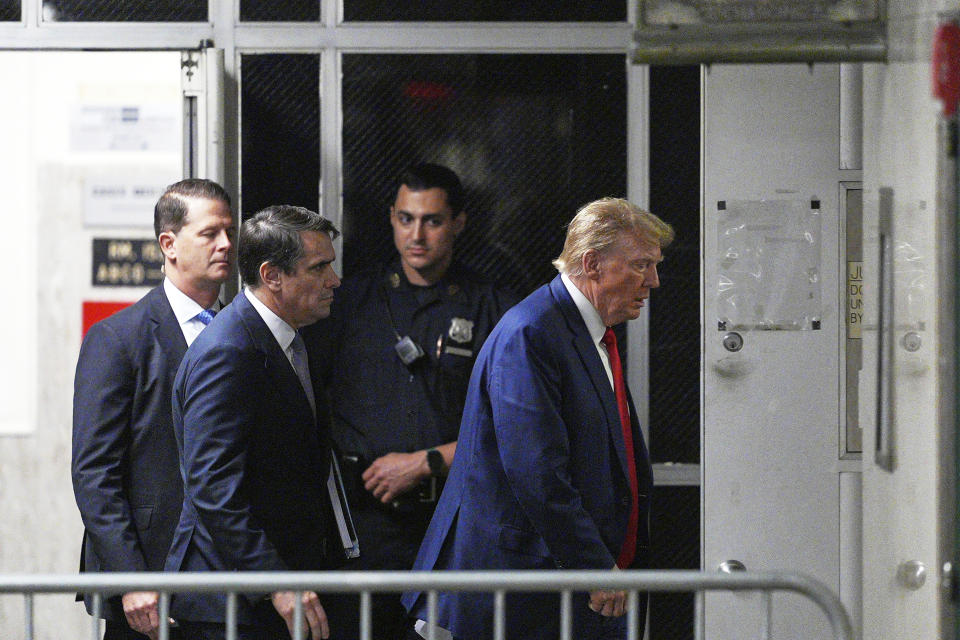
304, 163, 517, 639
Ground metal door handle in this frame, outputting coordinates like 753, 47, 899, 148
896, 560, 927, 590
875, 186, 895, 471
718, 560, 747, 573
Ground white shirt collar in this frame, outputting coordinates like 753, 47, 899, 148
164, 278, 208, 325
560, 273, 607, 345
244, 287, 297, 352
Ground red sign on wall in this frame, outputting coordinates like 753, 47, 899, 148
82, 301, 134, 338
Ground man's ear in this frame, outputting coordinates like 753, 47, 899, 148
582, 249, 602, 280
157, 231, 176, 262
259, 262, 283, 291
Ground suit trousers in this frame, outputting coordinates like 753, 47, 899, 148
104, 619, 184, 640
325, 489, 434, 640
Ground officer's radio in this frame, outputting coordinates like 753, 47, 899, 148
394, 335, 426, 366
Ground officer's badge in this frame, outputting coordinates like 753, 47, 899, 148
388, 272, 401, 288
448, 317, 474, 344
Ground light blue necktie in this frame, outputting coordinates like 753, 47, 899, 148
195, 308, 217, 326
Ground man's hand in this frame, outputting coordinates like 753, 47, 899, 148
587, 564, 627, 617
271, 591, 329, 640
122, 591, 160, 639
588, 589, 627, 617
362, 452, 429, 503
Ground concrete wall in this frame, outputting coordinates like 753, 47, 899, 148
0, 51, 180, 639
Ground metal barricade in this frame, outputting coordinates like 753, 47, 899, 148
0, 570, 853, 640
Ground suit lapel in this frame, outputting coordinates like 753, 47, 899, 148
548, 277, 632, 483
624, 388, 652, 486
233, 293, 317, 428
150, 286, 188, 373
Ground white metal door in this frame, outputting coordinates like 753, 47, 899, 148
859, 57, 945, 640
702, 64, 851, 639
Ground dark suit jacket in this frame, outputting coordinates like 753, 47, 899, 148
164, 291, 334, 625
402, 275, 652, 640
72, 285, 187, 620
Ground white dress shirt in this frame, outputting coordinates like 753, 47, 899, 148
560, 273, 614, 389
243, 287, 298, 365
163, 278, 220, 346
244, 288, 360, 559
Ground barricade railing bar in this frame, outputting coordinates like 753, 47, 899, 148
0, 570, 853, 640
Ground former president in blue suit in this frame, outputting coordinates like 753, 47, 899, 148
165, 205, 343, 640
403, 197, 674, 640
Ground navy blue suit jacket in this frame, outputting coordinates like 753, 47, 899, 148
402, 275, 652, 640
72, 285, 187, 620
165, 291, 335, 625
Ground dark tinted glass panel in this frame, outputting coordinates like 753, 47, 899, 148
649, 485, 699, 639
42, 0, 205, 21
240, 0, 318, 22
0, 0, 18, 21
241, 54, 320, 219
344, 0, 624, 22
649, 66, 700, 464
341, 53, 626, 295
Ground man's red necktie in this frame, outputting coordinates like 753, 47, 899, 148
602, 327, 639, 569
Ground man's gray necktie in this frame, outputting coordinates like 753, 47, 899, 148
288, 332, 316, 419
289, 331, 360, 559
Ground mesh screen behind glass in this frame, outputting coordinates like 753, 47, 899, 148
42, 0, 205, 21
240, 0, 318, 22
650, 484, 699, 639
0, 0, 18, 21
341, 53, 626, 296
344, 0, 625, 22
240, 54, 320, 220
649, 66, 700, 465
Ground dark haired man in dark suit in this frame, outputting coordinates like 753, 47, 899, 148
304, 163, 517, 640
165, 205, 346, 640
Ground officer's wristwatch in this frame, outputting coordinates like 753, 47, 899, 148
426, 448, 445, 477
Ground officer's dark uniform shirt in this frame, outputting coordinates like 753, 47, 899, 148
307, 258, 518, 464
302, 258, 517, 640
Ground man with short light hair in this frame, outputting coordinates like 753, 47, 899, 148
404, 197, 673, 640
73, 178, 235, 640
552, 197, 675, 277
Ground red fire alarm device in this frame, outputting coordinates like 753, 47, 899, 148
82, 301, 134, 338
933, 20, 960, 116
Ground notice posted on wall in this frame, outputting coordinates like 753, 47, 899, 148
70, 103, 179, 152
716, 198, 822, 330
83, 167, 179, 227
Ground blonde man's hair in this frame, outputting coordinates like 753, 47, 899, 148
552, 197, 674, 277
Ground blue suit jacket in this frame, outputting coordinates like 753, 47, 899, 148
72, 285, 187, 620
402, 276, 652, 640
165, 292, 334, 625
